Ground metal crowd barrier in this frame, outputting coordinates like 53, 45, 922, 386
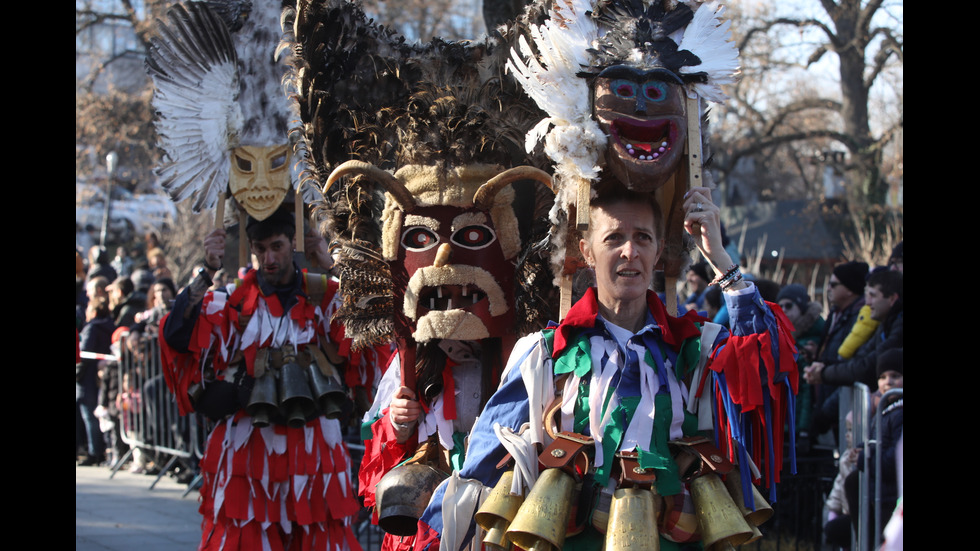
843, 383, 903, 551
108, 331, 204, 491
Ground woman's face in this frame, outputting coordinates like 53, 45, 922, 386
580, 201, 662, 310
152, 283, 173, 308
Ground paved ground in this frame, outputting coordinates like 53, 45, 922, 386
76, 462, 385, 550
76, 463, 201, 551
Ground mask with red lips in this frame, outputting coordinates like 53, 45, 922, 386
592, 66, 687, 192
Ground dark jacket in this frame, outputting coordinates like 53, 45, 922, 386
822, 305, 903, 388
859, 391, 903, 503
78, 316, 115, 397
817, 297, 865, 364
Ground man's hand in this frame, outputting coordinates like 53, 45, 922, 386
804, 362, 825, 384
389, 386, 421, 444
203, 228, 226, 272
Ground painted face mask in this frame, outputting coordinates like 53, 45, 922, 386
382, 165, 524, 342
593, 66, 687, 192
229, 144, 292, 221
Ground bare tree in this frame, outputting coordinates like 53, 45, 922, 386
712, 0, 902, 207
360, 0, 486, 40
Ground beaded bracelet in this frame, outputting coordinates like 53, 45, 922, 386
710, 264, 739, 286
719, 270, 743, 290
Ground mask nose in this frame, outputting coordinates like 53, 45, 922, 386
433, 243, 452, 268
634, 92, 647, 115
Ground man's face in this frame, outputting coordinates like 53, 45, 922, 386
865, 284, 897, 322
251, 234, 295, 286
580, 201, 663, 311
827, 275, 854, 309
778, 299, 802, 325
593, 67, 687, 192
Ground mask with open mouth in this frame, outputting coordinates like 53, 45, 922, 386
593, 66, 687, 192
323, 162, 553, 344
393, 203, 516, 342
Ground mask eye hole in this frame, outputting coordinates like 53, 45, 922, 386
235, 155, 253, 172
402, 227, 439, 251
270, 152, 288, 170
643, 82, 667, 102
612, 79, 637, 99
451, 225, 495, 250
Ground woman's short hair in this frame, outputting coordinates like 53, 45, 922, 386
587, 182, 665, 239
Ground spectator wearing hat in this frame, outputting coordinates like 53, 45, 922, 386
807, 269, 903, 389
777, 283, 826, 441
804, 261, 867, 439
889, 241, 903, 273
813, 261, 868, 366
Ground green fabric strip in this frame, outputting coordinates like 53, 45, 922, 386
640, 392, 681, 496
554, 331, 593, 377
449, 431, 467, 471
594, 395, 639, 485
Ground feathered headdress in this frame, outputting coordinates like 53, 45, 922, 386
506, 0, 740, 303
147, 0, 300, 220
285, 0, 557, 348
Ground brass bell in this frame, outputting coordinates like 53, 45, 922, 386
279, 360, 316, 428
375, 463, 448, 536
690, 473, 754, 549
591, 484, 614, 534
722, 469, 774, 527
475, 470, 524, 550
605, 487, 661, 551
505, 468, 576, 551
307, 361, 348, 419
246, 371, 278, 428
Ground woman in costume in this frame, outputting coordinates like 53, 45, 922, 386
411, 182, 798, 550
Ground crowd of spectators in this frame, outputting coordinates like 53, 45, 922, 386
676, 240, 903, 549
77, 231, 903, 548
75, 233, 190, 481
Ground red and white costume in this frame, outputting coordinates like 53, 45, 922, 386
161, 270, 363, 551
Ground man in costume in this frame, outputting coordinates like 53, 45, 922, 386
147, 2, 382, 549
408, 1, 798, 549
285, 2, 557, 549
161, 209, 362, 550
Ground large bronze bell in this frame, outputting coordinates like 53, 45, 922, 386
475, 470, 524, 550
279, 360, 316, 428
505, 468, 576, 551
605, 487, 661, 551
690, 473, 754, 549
375, 463, 448, 536
246, 371, 278, 428
307, 360, 348, 420
591, 485, 614, 534
722, 469, 774, 527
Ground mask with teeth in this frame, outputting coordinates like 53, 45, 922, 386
592, 66, 687, 192
377, 164, 537, 343
229, 144, 293, 221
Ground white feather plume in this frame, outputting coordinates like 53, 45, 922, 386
148, 3, 243, 213
506, 0, 606, 209
678, 1, 740, 103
